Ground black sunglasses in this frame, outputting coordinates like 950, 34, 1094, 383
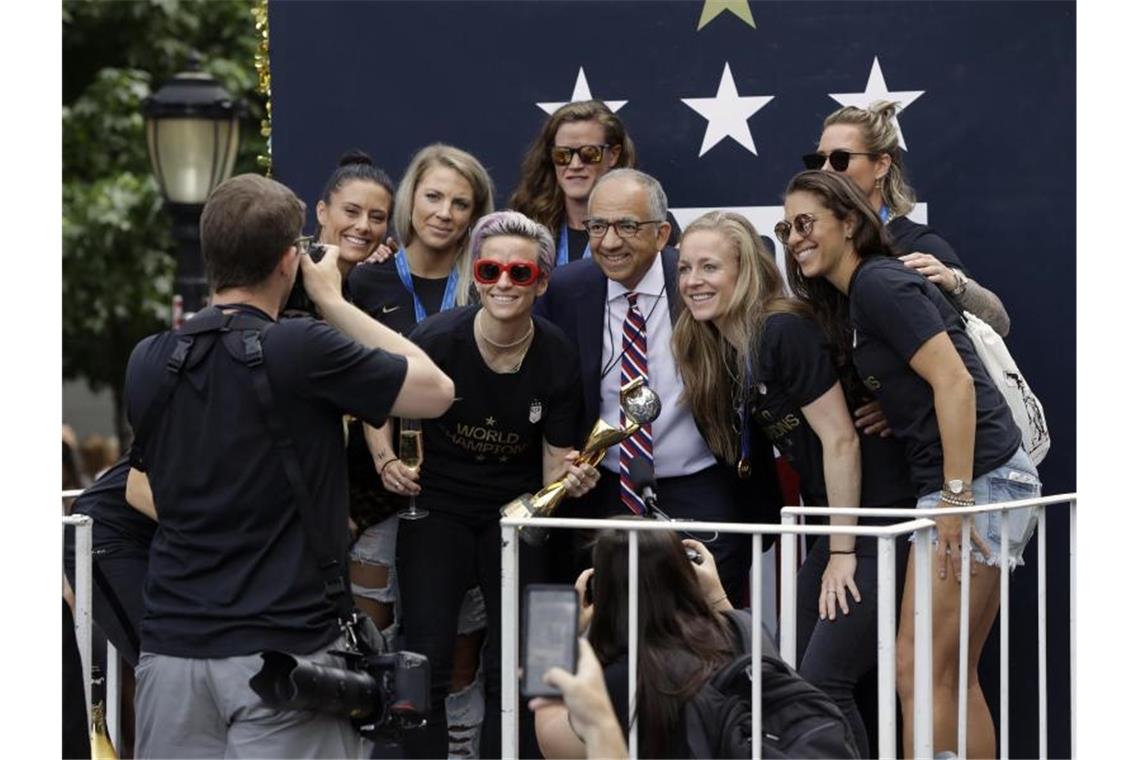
773, 213, 818, 245
801, 149, 879, 172
551, 144, 611, 166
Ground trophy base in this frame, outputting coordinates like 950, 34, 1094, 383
500, 494, 549, 547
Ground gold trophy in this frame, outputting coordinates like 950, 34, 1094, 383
501, 376, 662, 546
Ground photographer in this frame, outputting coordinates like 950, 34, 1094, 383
124, 174, 454, 758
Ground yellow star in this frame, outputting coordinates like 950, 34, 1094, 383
697, 0, 755, 30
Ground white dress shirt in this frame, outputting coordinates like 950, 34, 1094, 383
598, 254, 717, 477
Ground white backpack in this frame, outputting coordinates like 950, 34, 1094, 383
961, 311, 1050, 465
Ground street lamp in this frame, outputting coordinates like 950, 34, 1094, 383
143, 53, 240, 323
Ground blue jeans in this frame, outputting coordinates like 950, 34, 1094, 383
912, 448, 1042, 569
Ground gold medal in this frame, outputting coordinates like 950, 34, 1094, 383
737, 458, 751, 479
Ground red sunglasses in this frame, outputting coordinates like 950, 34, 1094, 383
473, 258, 542, 287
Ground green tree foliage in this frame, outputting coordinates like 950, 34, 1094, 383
63, 0, 264, 441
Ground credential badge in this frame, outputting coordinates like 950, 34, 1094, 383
529, 399, 543, 424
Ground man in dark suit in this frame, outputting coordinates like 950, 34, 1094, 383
535, 168, 780, 603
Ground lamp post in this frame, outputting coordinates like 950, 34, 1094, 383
143, 53, 240, 324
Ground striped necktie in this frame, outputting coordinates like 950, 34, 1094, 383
619, 292, 653, 514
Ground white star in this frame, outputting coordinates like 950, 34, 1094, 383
536, 67, 628, 115
681, 63, 773, 157
828, 57, 925, 151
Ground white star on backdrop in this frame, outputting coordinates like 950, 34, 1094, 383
536, 67, 628, 115
828, 56, 925, 150
681, 62, 773, 157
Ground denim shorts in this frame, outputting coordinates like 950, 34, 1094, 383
912, 447, 1042, 570
349, 515, 399, 604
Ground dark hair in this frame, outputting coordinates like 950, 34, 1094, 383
587, 522, 736, 758
507, 100, 636, 234
200, 174, 306, 292
782, 170, 896, 399
316, 150, 395, 240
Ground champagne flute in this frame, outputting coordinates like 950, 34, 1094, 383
397, 418, 428, 520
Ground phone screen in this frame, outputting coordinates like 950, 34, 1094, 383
522, 584, 579, 699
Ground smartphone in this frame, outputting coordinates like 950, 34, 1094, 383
522, 584, 579, 699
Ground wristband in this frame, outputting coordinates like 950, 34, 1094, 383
379, 457, 399, 475
829, 549, 856, 555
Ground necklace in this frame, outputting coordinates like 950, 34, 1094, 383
475, 310, 534, 373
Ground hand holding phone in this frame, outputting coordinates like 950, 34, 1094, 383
522, 584, 579, 699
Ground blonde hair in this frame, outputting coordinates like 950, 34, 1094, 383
392, 144, 495, 306
672, 212, 810, 462
823, 100, 917, 217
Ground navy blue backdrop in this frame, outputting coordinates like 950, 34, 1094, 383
269, 1, 1075, 755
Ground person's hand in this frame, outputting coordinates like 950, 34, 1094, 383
682, 539, 731, 610
819, 553, 861, 620
899, 252, 957, 292
852, 399, 892, 438
300, 242, 344, 305
379, 459, 421, 496
562, 450, 601, 498
934, 507, 992, 582
528, 639, 624, 751
359, 237, 398, 266
574, 568, 595, 634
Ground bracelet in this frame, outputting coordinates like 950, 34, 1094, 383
829, 549, 856, 555
939, 491, 976, 507
378, 457, 399, 475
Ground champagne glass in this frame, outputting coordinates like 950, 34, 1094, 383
397, 418, 428, 520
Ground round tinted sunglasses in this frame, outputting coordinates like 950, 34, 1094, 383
550, 144, 611, 166
473, 258, 542, 287
801, 149, 879, 172
773, 213, 818, 245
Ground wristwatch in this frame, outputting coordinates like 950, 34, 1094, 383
950, 269, 968, 296
945, 479, 966, 495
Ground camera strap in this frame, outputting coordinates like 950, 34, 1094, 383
134, 307, 355, 623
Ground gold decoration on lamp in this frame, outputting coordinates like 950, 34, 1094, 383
252, 0, 273, 175
501, 377, 662, 546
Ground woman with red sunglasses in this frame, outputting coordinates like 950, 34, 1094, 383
806, 101, 1010, 337
389, 210, 600, 759
509, 100, 677, 265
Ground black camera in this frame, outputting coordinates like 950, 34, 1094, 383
249, 646, 430, 740
282, 242, 328, 315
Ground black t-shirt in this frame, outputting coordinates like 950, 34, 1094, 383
69, 457, 155, 547
125, 304, 408, 657
886, 216, 967, 275
848, 257, 1020, 495
750, 313, 914, 508
408, 306, 582, 517
347, 259, 452, 336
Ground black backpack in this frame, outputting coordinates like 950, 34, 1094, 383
684, 610, 860, 759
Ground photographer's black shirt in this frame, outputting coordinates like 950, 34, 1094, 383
848, 257, 1020, 495
750, 313, 914, 508
408, 306, 582, 517
125, 305, 408, 658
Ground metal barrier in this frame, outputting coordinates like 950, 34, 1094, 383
782, 492, 1076, 760
62, 507, 123, 752
499, 515, 937, 760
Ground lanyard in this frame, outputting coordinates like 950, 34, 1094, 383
558, 223, 592, 267
879, 204, 892, 224
737, 357, 753, 479
394, 249, 458, 324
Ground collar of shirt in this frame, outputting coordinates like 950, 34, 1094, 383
606, 252, 665, 305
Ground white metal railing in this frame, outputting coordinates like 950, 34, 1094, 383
783, 492, 1076, 760
500, 515, 936, 760
62, 509, 123, 752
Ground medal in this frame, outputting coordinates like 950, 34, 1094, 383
737, 457, 751, 479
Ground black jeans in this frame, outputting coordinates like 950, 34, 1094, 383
397, 510, 545, 759
795, 531, 907, 758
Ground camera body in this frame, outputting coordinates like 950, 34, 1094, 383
283, 243, 328, 315
250, 644, 430, 741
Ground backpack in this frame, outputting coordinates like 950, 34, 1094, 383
961, 310, 1050, 465
684, 610, 860, 759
